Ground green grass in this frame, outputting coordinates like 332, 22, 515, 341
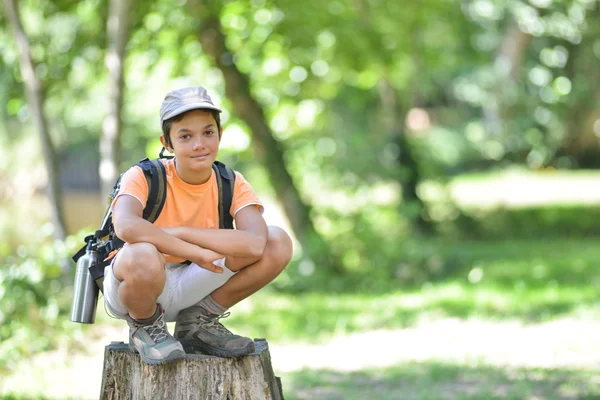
281, 362, 600, 400
2, 236, 600, 399
0, 397, 69, 400
226, 285, 600, 343
0, 397, 51, 400
223, 237, 600, 342
3, 363, 598, 400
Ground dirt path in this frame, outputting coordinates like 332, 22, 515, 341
270, 317, 600, 373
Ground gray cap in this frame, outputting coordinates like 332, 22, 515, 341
159, 86, 222, 124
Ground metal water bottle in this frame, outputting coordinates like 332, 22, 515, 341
70, 235, 99, 324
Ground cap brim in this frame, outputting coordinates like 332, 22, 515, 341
161, 102, 222, 122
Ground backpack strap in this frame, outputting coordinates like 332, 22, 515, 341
136, 158, 168, 223
212, 161, 236, 229
71, 173, 125, 263
73, 157, 169, 294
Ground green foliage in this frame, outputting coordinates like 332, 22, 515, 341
0, 231, 78, 374
446, 205, 600, 239
1, 0, 600, 386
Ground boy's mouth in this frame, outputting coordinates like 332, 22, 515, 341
192, 153, 210, 159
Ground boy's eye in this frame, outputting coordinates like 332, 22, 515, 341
180, 134, 190, 140
205, 130, 214, 136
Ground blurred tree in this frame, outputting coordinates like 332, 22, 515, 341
0, 0, 598, 272
559, 4, 600, 167
3, 0, 66, 241
0, 0, 109, 187
263, 0, 476, 230
458, 0, 600, 170
187, 0, 343, 273
378, 78, 431, 234
484, 19, 531, 137
100, 0, 132, 196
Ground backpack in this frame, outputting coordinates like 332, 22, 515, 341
72, 152, 236, 292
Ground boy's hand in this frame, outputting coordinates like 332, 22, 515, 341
191, 248, 225, 274
162, 227, 225, 273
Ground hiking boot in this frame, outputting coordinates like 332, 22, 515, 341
127, 305, 186, 365
174, 306, 255, 358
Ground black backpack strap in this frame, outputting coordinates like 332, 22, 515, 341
73, 157, 169, 291
89, 258, 111, 293
72, 245, 86, 263
212, 161, 236, 229
73, 176, 123, 263
159, 147, 174, 160
89, 258, 110, 281
135, 158, 168, 223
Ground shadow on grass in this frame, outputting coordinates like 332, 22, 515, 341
228, 281, 600, 341
281, 362, 600, 400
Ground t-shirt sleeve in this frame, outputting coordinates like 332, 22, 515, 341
231, 171, 264, 217
110, 166, 149, 211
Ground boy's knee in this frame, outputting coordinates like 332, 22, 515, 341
265, 226, 293, 269
114, 242, 165, 283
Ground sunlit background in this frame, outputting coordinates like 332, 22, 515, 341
1, 0, 600, 398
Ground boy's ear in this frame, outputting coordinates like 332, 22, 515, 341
160, 135, 172, 152
218, 126, 223, 142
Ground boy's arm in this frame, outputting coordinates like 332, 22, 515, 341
113, 195, 225, 273
166, 206, 268, 258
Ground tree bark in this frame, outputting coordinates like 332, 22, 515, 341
100, 0, 131, 196
100, 339, 284, 400
3, 0, 66, 241
188, 0, 342, 273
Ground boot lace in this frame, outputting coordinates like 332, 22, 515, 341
197, 311, 234, 335
139, 315, 169, 343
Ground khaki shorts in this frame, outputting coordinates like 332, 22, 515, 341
103, 255, 236, 322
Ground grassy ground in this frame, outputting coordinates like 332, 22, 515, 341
225, 237, 600, 342
283, 363, 600, 400
1, 237, 599, 399
2, 170, 600, 399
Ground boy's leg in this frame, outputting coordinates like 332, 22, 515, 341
174, 226, 293, 357
212, 225, 294, 307
111, 242, 185, 364
112, 242, 167, 318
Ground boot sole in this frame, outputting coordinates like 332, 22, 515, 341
182, 338, 255, 358
129, 343, 186, 365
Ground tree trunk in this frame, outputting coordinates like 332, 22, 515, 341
560, 6, 600, 166
100, 0, 131, 196
3, 0, 66, 241
100, 339, 284, 400
188, 0, 342, 273
378, 79, 432, 235
484, 20, 531, 136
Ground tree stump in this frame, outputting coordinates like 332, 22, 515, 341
100, 339, 284, 400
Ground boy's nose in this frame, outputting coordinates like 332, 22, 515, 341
192, 139, 203, 150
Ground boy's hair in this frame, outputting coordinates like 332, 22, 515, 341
161, 109, 222, 148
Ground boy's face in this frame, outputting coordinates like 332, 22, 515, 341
160, 109, 221, 176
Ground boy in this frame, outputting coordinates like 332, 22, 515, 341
103, 86, 293, 365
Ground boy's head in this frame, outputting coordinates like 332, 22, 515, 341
160, 86, 222, 147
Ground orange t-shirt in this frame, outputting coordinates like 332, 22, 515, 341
112, 158, 263, 262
